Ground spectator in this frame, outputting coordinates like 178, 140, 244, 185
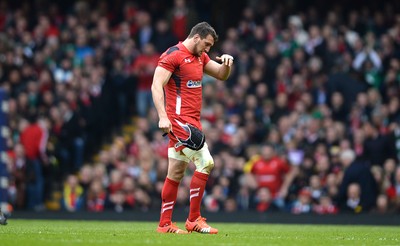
244, 144, 297, 210
291, 188, 312, 214
108, 58, 130, 127
151, 19, 178, 53
304, 25, 325, 57
108, 190, 126, 213
121, 176, 136, 210
167, 0, 198, 41
19, 114, 47, 211
131, 43, 159, 117
352, 35, 382, 88
371, 194, 391, 214
107, 169, 123, 196
330, 92, 348, 123
62, 174, 84, 212
338, 149, 378, 212
56, 100, 85, 174
288, 15, 308, 47
78, 164, 93, 192
362, 121, 391, 167
343, 183, 363, 213
224, 197, 238, 213
86, 179, 107, 212
309, 175, 324, 202
135, 11, 154, 50
252, 187, 278, 213
53, 58, 73, 84
74, 27, 94, 67
8, 143, 27, 209
204, 185, 225, 212
313, 195, 338, 215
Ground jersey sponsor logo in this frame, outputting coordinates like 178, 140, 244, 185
187, 80, 202, 88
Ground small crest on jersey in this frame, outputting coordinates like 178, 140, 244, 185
184, 58, 191, 63
187, 80, 202, 88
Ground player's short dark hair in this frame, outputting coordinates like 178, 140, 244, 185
188, 22, 218, 42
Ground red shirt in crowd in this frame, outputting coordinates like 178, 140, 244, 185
86, 192, 106, 212
131, 53, 159, 91
20, 123, 46, 160
251, 156, 290, 197
171, 14, 187, 41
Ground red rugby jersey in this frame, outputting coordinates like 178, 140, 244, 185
158, 42, 210, 127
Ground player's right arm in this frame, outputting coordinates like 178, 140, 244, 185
151, 66, 173, 133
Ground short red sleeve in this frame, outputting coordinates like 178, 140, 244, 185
202, 53, 211, 66
158, 52, 179, 73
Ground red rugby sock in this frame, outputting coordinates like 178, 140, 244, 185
159, 177, 180, 227
188, 171, 209, 222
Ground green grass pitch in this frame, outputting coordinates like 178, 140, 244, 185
0, 220, 399, 246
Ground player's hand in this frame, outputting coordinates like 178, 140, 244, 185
159, 117, 172, 134
216, 54, 234, 67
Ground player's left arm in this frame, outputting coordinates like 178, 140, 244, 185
204, 54, 234, 81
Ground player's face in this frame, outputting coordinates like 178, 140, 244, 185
194, 34, 214, 56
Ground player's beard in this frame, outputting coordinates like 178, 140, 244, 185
194, 43, 203, 57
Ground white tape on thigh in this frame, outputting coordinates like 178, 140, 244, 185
182, 143, 214, 174
168, 147, 190, 163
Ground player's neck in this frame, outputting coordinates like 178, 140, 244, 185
182, 38, 195, 55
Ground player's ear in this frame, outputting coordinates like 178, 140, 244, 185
193, 34, 200, 43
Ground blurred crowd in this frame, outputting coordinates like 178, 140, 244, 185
2, 0, 400, 215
